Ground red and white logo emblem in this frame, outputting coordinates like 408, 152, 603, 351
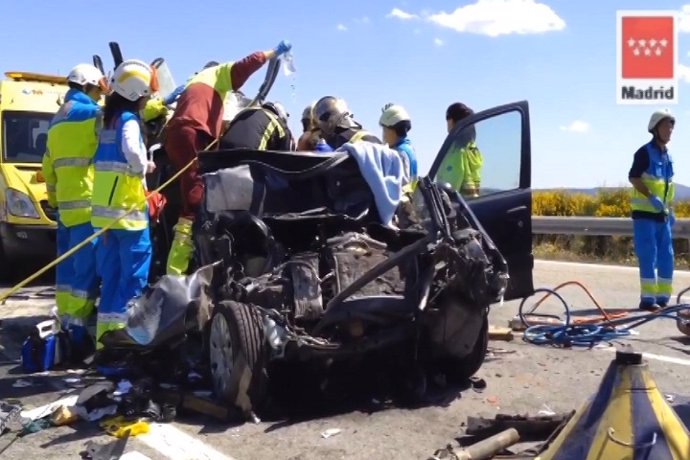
617, 11, 678, 104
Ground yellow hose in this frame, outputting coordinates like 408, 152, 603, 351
0, 137, 219, 304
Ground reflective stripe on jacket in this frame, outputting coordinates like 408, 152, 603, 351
91, 111, 147, 231
221, 107, 288, 150
436, 141, 483, 196
630, 141, 675, 214
42, 89, 101, 227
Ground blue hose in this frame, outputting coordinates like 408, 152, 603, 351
518, 287, 690, 348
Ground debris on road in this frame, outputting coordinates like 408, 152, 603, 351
488, 325, 514, 341
50, 404, 79, 426
429, 428, 520, 460
465, 412, 573, 439
12, 378, 33, 388
321, 428, 342, 439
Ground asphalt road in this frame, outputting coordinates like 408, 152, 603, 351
1, 260, 690, 460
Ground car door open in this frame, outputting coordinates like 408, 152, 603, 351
428, 100, 534, 301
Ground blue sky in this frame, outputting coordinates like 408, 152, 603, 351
3, 0, 690, 189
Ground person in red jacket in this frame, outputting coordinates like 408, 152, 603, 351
164, 41, 292, 276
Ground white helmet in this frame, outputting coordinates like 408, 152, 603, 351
379, 103, 411, 128
313, 96, 353, 135
67, 63, 107, 90
110, 59, 158, 102
648, 109, 675, 133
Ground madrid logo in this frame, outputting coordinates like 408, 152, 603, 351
616, 11, 679, 104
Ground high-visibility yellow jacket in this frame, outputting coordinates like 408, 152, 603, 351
630, 141, 675, 214
436, 141, 483, 197
42, 89, 101, 227
91, 111, 148, 231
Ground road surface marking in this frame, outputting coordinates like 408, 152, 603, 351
121, 453, 152, 460
599, 346, 690, 367
137, 422, 237, 460
535, 259, 690, 275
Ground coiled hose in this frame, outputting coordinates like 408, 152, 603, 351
518, 281, 690, 347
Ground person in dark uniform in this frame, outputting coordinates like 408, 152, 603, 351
220, 101, 293, 151
312, 96, 382, 150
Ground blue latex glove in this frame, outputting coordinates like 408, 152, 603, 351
163, 84, 185, 106
669, 211, 676, 227
649, 195, 666, 213
274, 40, 292, 57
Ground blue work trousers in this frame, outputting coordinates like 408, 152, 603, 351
55, 221, 99, 326
94, 227, 151, 348
633, 217, 674, 305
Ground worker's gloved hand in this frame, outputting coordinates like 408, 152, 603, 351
669, 210, 676, 227
649, 194, 666, 213
273, 40, 292, 57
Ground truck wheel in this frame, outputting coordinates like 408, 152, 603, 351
436, 315, 488, 384
208, 301, 269, 413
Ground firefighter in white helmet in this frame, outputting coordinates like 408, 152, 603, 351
628, 108, 676, 312
90, 59, 159, 367
379, 103, 418, 182
313, 96, 382, 150
42, 63, 109, 361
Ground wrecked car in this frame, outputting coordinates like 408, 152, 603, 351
103, 100, 535, 416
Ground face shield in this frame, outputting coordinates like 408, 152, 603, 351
152, 61, 176, 102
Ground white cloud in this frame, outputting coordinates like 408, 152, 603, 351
559, 120, 590, 134
679, 63, 690, 83
336, 23, 348, 31
434, 38, 444, 46
355, 16, 371, 24
387, 8, 418, 20
427, 0, 566, 37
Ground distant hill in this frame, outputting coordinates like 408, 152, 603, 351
536, 184, 690, 201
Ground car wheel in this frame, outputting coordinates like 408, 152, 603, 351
208, 300, 269, 413
436, 315, 488, 383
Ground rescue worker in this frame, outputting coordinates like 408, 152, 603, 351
379, 103, 418, 183
628, 109, 676, 311
164, 41, 292, 276
296, 102, 333, 152
42, 63, 109, 359
313, 96, 382, 150
220, 101, 293, 151
90, 59, 158, 357
436, 102, 483, 198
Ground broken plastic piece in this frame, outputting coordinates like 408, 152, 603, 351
321, 428, 342, 439
50, 405, 79, 426
101, 416, 150, 438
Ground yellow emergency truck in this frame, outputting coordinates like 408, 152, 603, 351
0, 71, 68, 279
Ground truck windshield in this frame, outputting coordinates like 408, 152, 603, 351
2, 111, 53, 163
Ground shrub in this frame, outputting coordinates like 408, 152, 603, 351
531, 188, 690, 268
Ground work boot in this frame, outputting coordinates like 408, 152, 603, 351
639, 300, 660, 312
93, 350, 130, 378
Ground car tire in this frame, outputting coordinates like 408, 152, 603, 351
436, 315, 489, 383
208, 300, 269, 413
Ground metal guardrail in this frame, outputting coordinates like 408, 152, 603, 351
532, 216, 690, 240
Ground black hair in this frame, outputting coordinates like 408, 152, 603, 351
446, 102, 474, 122
390, 120, 411, 137
103, 92, 142, 128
